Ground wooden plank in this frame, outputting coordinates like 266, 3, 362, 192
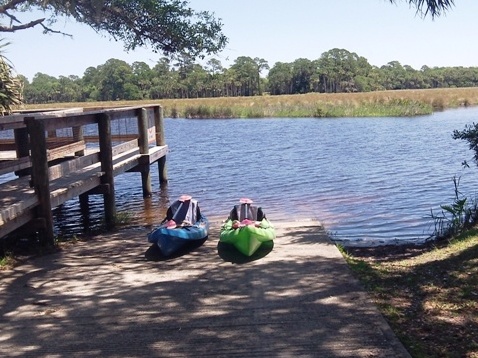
113, 154, 142, 175
147, 145, 168, 164
111, 138, 139, 156
128, 145, 168, 172
0, 114, 27, 131
46, 140, 86, 162
39, 106, 158, 131
83, 134, 139, 143
0, 176, 38, 226
111, 147, 142, 175
0, 140, 17, 151
148, 126, 156, 144
49, 171, 104, 208
0, 137, 83, 150
0, 156, 31, 176
48, 152, 100, 181
0, 108, 84, 131
107, 108, 138, 121
41, 113, 99, 131
0, 208, 35, 238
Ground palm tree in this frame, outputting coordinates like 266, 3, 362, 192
0, 40, 23, 114
391, 0, 454, 17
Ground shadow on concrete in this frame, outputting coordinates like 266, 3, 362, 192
217, 241, 274, 264
0, 223, 410, 357
144, 238, 208, 261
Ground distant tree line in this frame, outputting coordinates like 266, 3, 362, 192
20, 48, 478, 104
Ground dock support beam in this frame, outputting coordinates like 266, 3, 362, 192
13, 127, 30, 177
155, 105, 168, 186
25, 117, 55, 246
98, 113, 116, 228
138, 108, 152, 197
72, 125, 85, 156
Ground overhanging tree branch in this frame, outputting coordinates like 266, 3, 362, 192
0, 18, 44, 32
0, 1, 227, 58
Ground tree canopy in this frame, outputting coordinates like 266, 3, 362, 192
20, 50, 478, 104
0, 0, 228, 57
0, 0, 459, 113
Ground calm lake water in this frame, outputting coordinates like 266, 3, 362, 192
53, 107, 478, 246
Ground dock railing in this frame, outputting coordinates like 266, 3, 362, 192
0, 105, 168, 246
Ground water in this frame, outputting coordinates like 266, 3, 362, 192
53, 107, 478, 246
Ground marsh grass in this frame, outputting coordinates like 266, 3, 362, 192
17, 87, 478, 118
113, 211, 135, 226
340, 230, 478, 358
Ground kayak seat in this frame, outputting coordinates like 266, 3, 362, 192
229, 203, 265, 222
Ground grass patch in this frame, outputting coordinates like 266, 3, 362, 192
341, 231, 478, 358
17, 87, 478, 118
0, 251, 15, 269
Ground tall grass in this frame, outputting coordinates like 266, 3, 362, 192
17, 87, 478, 118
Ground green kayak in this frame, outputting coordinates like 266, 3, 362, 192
220, 218, 276, 256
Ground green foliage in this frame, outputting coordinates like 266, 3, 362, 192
0, 41, 23, 114
0, 0, 227, 58
431, 176, 478, 239
341, 228, 478, 358
21, 50, 478, 105
113, 211, 134, 226
453, 122, 478, 167
0, 250, 14, 268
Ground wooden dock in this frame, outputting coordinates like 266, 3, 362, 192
0, 105, 168, 246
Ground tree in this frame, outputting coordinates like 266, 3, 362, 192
205, 58, 224, 97
253, 57, 269, 95
132, 61, 153, 99
150, 57, 178, 99
268, 62, 293, 95
0, 0, 227, 58
96, 58, 135, 101
24, 72, 59, 103
230, 56, 262, 96
316, 49, 372, 93
453, 124, 478, 168
0, 41, 22, 112
290, 58, 315, 94
0, 55, 22, 111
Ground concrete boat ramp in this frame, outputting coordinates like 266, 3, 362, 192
0, 222, 410, 357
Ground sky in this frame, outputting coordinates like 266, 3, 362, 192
3, 0, 478, 81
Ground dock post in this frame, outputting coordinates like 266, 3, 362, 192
72, 125, 85, 156
13, 127, 30, 177
97, 112, 116, 228
154, 105, 168, 186
138, 108, 152, 197
24, 117, 55, 246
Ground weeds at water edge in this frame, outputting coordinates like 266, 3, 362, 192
430, 176, 478, 240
